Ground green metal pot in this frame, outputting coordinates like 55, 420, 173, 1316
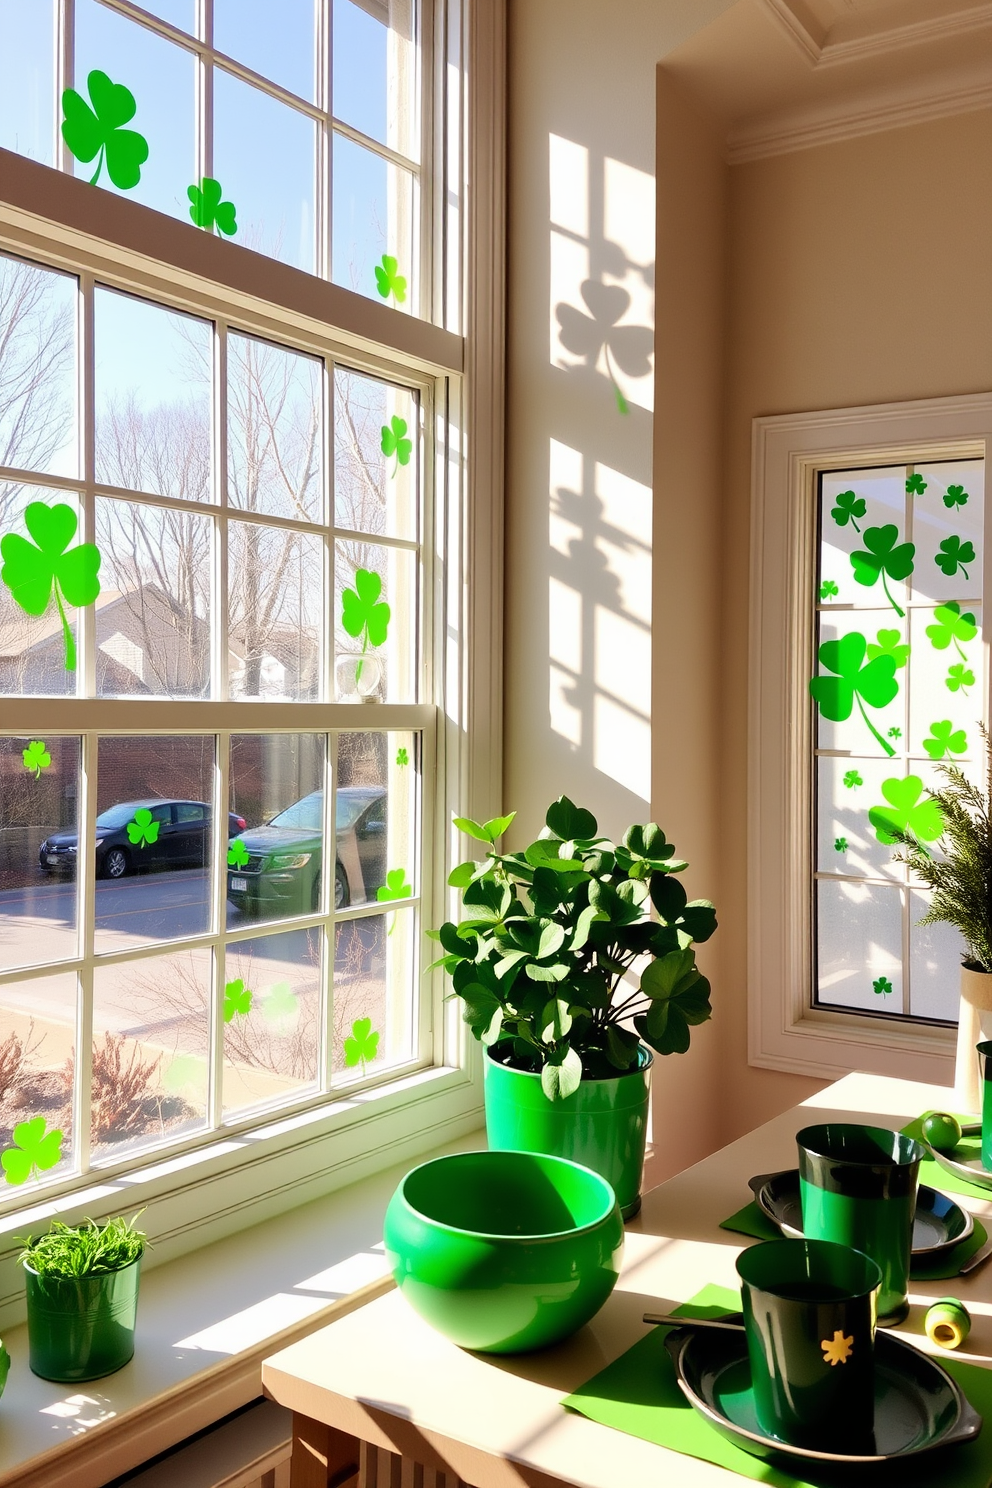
384, 1150, 624, 1353
24, 1256, 141, 1382
484, 1042, 652, 1219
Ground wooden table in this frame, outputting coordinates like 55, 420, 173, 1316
262, 1072, 992, 1488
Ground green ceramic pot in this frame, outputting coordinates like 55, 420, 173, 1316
484, 1041, 652, 1220
383, 1150, 624, 1353
25, 1257, 141, 1382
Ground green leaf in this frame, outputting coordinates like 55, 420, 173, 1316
923, 720, 968, 760
640, 948, 698, 1001
1, 1117, 63, 1185
605, 1024, 639, 1069
223, 977, 252, 1022
126, 806, 160, 848
480, 1005, 504, 1047
187, 176, 237, 235
868, 776, 944, 846
850, 525, 915, 617
541, 997, 573, 1041
452, 816, 491, 843
377, 867, 414, 902
545, 795, 598, 841
830, 490, 866, 531
935, 535, 975, 579
536, 921, 566, 959
0, 502, 102, 671
541, 1046, 582, 1100
458, 982, 501, 1037
635, 1003, 691, 1056
61, 70, 149, 189
569, 902, 606, 952
865, 629, 909, 669
808, 632, 899, 756
374, 253, 407, 304
344, 1016, 380, 1069
944, 484, 969, 509
227, 838, 249, 868
484, 812, 516, 841
524, 960, 570, 982
906, 472, 927, 495
22, 740, 50, 779
447, 859, 479, 888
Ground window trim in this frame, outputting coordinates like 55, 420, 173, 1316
748, 393, 992, 1083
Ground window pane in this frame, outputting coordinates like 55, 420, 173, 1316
335, 539, 417, 701
95, 288, 212, 500
0, 484, 83, 697
335, 729, 418, 909
817, 878, 903, 1014
334, 369, 417, 540
910, 889, 966, 1022
909, 460, 984, 607
214, 0, 316, 102
0, 0, 55, 165
95, 498, 212, 697
230, 521, 322, 700
333, 0, 419, 161
74, 0, 195, 221
213, 70, 316, 273
140, 0, 195, 31
0, 736, 79, 970
94, 736, 216, 954
332, 135, 417, 310
227, 733, 325, 927
228, 334, 323, 522
0, 971, 76, 1191
333, 908, 415, 1084
0, 254, 77, 477
223, 928, 321, 1116
91, 947, 210, 1162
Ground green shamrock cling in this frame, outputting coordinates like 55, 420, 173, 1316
342, 568, 390, 683
888, 727, 902, 740
374, 253, 407, 305
126, 807, 160, 848
923, 720, 967, 760
843, 770, 863, 788
850, 525, 915, 618
834, 837, 847, 853
163, 1054, 204, 1091
396, 747, 409, 766
61, 70, 149, 188
866, 629, 909, 669
868, 775, 944, 846
344, 1016, 380, 1072
873, 976, 893, 996
380, 415, 412, 476
935, 535, 976, 580
262, 981, 299, 1028
944, 484, 969, 509
947, 664, 975, 694
906, 472, 927, 495
809, 632, 899, 757
187, 177, 237, 236
926, 601, 977, 660
830, 490, 866, 531
227, 839, 250, 868
819, 580, 839, 601
223, 978, 252, 1022
1, 1117, 63, 1185
0, 503, 101, 671
377, 868, 413, 903
22, 740, 51, 779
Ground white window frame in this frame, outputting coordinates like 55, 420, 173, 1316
748, 393, 992, 1084
0, 0, 504, 1298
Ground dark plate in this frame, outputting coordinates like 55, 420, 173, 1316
923, 1132, 992, 1194
749, 1170, 973, 1258
665, 1320, 982, 1468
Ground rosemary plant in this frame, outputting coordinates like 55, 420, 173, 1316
19, 1213, 145, 1279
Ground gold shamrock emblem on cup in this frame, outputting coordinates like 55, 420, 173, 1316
821, 1330, 854, 1366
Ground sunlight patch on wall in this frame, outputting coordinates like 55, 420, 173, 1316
595, 693, 650, 798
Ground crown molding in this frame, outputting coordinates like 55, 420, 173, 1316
762, 0, 824, 61
760, 0, 992, 69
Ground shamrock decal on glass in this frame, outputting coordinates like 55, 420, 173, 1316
223, 978, 253, 1022
906, 472, 927, 495
22, 740, 51, 779
377, 868, 413, 903
262, 981, 299, 1028
61, 69, 149, 189
868, 775, 944, 846
0, 502, 101, 672
396, 747, 409, 766
555, 278, 653, 416
923, 720, 967, 760
850, 525, 915, 618
926, 601, 977, 660
374, 254, 407, 305
164, 1054, 204, 1091
843, 770, 863, 789
809, 632, 899, 757
1, 1117, 63, 1185
834, 837, 847, 853
947, 663, 975, 694
830, 490, 866, 532
380, 415, 412, 476
935, 535, 976, 580
126, 807, 160, 849
866, 629, 909, 670
344, 1016, 380, 1072
887, 727, 902, 740
342, 568, 390, 684
873, 977, 893, 997
228, 838, 250, 868
819, 580, 839, 601
944, 484, 969, 509
187, 177, 237, 236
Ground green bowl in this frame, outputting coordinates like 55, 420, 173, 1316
383, 1150, 624, 1353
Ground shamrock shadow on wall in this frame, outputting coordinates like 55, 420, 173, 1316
555, 279, 653, 415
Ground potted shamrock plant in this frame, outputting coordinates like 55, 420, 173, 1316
432, 796, 716, 1217
20, 1213, 145, 1382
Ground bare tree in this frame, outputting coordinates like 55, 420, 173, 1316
0, 253, 74, 489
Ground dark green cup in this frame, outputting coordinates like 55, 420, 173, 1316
736, 1238, 880, 1452
978, 1041, 992, 1171
797, 1124, 923, 1326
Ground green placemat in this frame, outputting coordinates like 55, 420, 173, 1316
565, 1285, 992, 1488
903, 1114, 992, 1206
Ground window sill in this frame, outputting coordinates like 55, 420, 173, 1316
0, 1123, 486, 1488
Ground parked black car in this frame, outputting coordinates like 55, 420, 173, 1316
226, 786, 387, 917
40, 799, 248, 880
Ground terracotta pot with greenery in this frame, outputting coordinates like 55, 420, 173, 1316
431, 795, 717, 1215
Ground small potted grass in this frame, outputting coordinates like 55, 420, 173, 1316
20, 1213, 145, 1382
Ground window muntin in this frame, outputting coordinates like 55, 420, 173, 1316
813, 458, 986, 1024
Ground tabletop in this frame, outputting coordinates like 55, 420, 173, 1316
262, 1071, 992, 1488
